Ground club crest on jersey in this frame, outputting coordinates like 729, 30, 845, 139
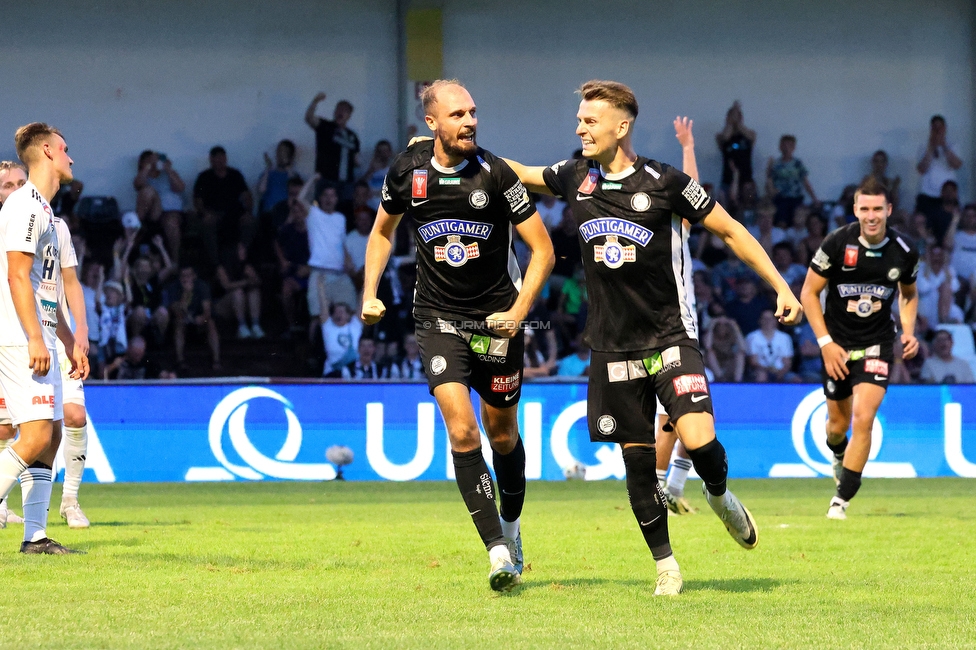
417, 219, 493, 243
578, 169, 600, 195
843, 245, 859, 268
412, 170, 428, 199
469, 189, 489, 209
594, 235, 636, 269
434, 235, 480, 267
888, 268, 901, 281
630, 192, 651, 212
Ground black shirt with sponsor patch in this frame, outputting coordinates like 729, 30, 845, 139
542, 157, 715, 352
809, 222, 919, 349
381, 141, 535, 320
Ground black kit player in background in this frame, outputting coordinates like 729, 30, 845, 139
505, 80, 803, 596
361, 80, 554, 593
800, 178, 919, 520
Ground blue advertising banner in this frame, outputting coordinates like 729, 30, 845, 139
68, 383, 976, 483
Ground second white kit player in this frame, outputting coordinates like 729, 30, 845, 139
0, 123, 88, 554
0, 162, 91, 529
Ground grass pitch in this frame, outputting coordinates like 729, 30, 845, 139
0, 478, 974, 649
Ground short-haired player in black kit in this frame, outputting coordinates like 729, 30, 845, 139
800, 178, 919, 520
506, 80, 803, 596
361, 80, 554, 592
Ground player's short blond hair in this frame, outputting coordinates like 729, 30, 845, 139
577, 80, 639, 119
420, 79, 465, 116
0, 160, 27, 175
14, 122, 63, 165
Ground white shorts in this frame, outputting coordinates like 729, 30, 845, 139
0, 346, 64, 425
58, 349, 86, 406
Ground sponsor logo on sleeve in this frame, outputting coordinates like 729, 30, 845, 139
503, 181, 530, 213
412, 169, 428, 199
812, 248, 831, 271
550, 160, 567, 173
25, 213, 36, 242
578, 168, 600, 195
681, 178, 709, 210
381, 178, 391, 202
672, 374, 708, 396
490, 371, 521, 393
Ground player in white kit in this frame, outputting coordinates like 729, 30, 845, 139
0, 124, 89, 553
0, 161, 27, 525
0, 162, 91, 529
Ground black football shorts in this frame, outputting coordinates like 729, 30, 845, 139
822, 342, 893, 401
414, 317, 525, 409
587, 343, 714, 444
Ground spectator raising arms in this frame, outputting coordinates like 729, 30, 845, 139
298, 175, 357, 336
305, 92, 360, 200
916, 115, 963, 219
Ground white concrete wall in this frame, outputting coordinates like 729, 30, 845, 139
0, 0, 972, 208
444, 0, 975, 204
0, 0, 399, 208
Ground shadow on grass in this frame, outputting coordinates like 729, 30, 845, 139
684, 577, 787, 593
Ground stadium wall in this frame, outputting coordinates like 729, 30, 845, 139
0, 0, 972, 207
64, 382, 976, 483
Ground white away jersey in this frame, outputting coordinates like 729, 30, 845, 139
0, 181, 63, 348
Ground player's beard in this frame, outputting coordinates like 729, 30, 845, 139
441, 129, 477, 159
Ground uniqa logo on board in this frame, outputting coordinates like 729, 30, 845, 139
769, 388, 916, 478
185, 387, 336, 481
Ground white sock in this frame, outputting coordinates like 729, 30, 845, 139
499, 516, 520, 541
61, 424, 88, 502
667, 458, 693, 497
655, 554, 680, 574
0, 447, 28, 504
488, 543, 512, 564
20, 466, 53, 543
0, 439, 12, 509
705, 489, 732, 515
655, 468, 668, 489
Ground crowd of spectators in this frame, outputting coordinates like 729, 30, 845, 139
40, 95, 974, 384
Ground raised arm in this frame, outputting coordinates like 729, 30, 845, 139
487, 213, 555, 337
502, 159, 552, 195
305, 92, 326, 130
674, 117, 698, 182
297, 173, 318, 209
361, 205, 403, 324
702, 203, 802, 325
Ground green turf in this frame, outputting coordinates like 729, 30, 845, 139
0, 479, 974, 649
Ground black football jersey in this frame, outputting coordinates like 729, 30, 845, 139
809, 223, 919, 348
381, 142, 536, 320
542, 157, 715, 352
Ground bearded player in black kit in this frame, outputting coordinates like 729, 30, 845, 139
800, 178, 919, 520
361, 80, 554, 592
506, 80, 802, 596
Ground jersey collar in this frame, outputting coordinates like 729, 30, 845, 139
599, 163, 637, 181
431, 158, 468, 175
858, 234, 889, 249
